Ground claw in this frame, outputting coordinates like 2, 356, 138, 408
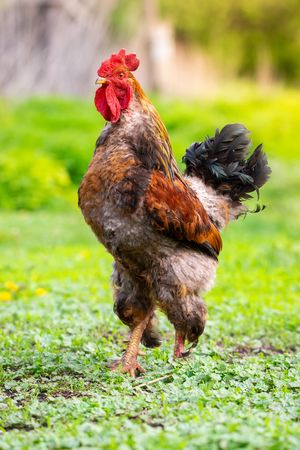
127, 363, 145, 377
108, 357, 145, 377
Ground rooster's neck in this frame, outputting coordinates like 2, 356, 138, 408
99, 79, 185, 184
128, 89, 182, 181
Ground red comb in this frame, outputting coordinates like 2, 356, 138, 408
98, 48, 140, 77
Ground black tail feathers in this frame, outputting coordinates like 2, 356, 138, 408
183, 124, 271, 204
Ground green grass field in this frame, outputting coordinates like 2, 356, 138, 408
0, 92, 299, 449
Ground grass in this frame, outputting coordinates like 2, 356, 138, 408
0, 90, 300, 448
1, 171, 300, 449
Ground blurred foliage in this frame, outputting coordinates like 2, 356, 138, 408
160, 0, 300, 83
110, 0, 140, 39
0, 88, 299, 210
0, 149, 72, 210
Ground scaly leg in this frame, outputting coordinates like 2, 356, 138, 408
110, 316, 149, 377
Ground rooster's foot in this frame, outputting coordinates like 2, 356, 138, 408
109, 356, 145, 377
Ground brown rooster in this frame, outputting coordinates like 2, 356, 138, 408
78, 49, 271, 376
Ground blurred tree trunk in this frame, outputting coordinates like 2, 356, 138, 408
256, 46, 274, 88
0, 0, 118, 96
142, 0, 159, 91
0, 0, 220, 97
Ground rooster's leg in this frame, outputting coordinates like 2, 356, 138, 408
123, 334, 145, 355
110, 316, 149, 377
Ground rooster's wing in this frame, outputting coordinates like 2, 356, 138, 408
144, 170, 222, 257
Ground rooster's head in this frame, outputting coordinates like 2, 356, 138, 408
95, 48, 140, 123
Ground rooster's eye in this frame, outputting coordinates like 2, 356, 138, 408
118, 72, 125, 79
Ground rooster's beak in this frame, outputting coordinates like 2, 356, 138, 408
95, 77, 108, 86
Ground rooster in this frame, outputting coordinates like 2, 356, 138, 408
78, 49, 271, 376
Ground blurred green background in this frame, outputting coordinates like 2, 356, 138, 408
0, 91, 299, 211
0, 90, 299, 210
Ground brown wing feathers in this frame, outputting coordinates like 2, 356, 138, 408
144, 171, 222, 256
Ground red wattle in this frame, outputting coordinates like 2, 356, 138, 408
95, 87, 111, 121
94, 83, 132, 123
105, 84, 121, 123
